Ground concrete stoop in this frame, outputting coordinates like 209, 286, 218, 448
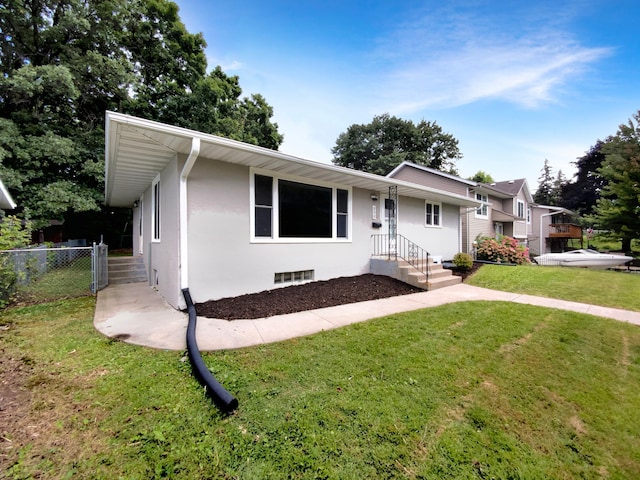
108, 256, 147, 285
370, 256, 462, 291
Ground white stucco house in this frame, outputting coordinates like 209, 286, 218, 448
104, 112, 480, 309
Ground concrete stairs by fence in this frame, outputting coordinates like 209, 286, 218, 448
370, 256, 462, 291
108, 256, 147, 285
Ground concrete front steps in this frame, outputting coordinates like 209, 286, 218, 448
108, 256, 147, 285
370, 256, 462, 291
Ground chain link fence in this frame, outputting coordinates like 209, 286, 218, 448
0, 243, 108, 307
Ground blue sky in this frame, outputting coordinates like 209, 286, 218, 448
176, 0, 640, 190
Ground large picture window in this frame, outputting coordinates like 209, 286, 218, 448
252, 173, 350, 241
279, 179, 332, 238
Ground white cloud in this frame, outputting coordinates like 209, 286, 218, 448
369, 5, 612, 113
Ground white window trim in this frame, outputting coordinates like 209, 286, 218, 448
475, 193, 488, 219
138, 194, 144, 254
151, 174, 161, 243
424, 201, 442, 228
250, 168, 352, 243
526, 206, 531, 224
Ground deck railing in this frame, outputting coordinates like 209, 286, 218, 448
372, 234, 430, 282
548, 223, 582, 239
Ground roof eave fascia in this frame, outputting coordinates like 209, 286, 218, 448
103, 111, 482, 208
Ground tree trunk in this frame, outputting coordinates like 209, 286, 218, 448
621, 237, 632, 254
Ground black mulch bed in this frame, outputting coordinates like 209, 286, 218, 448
194, 264, 484, 321
195, 274, 422, 320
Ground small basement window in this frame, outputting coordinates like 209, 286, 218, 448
274, 269, 314, 285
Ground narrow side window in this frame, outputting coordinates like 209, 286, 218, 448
255, 174, 273, 237
152, 177, 161, 241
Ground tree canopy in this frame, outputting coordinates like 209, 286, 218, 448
469, 171, 494, 184
331, 113, 461, 176
0, 0, 283, 232
559, 141, 608, 216
589, 110, 640, 252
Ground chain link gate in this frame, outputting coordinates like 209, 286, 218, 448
0, 243, 109, 306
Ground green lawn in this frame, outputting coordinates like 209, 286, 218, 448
2, 290, 639, 478
467, 264, 640, 311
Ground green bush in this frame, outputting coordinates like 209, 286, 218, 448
0, 215, 32, 308
476, 236, 531, 265
453, 252, 473, 270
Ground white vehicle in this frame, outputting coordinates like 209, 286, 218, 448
534, 249, 633, 268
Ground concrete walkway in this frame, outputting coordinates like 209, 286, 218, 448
94, 282, 640, 352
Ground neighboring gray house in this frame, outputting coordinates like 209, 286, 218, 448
468, 179, 535, 252
0, 178, 17, 211
104, 112, 480, 309
387, 162, 579, 257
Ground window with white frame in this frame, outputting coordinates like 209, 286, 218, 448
526, 207, 531, 224
252, 172, 350, 241
152, 175, 161, 242
476, 193, 488, 218
425, 201, 441, 227
517, 200, 525, 219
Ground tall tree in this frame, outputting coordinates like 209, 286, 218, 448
0, 0, 282, 232
559, 141, 608, 216
331, 113, 461, 176
590, 110, 640, 253
552, 170, 567, 205
469, 171, 494, 183
533, 158, 555, 205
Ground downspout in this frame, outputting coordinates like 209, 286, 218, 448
179, 137, 201, 296
178, 137, 238, 412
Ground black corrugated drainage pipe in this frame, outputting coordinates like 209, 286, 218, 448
182, 288, 238, 412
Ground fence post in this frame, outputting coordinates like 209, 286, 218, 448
91, 243, 98, 294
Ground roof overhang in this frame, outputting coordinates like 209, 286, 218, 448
0, 178, 16, 210
105, 112, 481, 209
492, 209, 521, 222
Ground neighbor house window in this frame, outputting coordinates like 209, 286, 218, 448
425, 202, 441, 227
252, 172, 350, 241
152, 176, 161, 241
476, 193, 488, 218
517, 200, 525, 219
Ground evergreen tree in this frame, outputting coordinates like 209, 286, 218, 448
590, 110, 640, 253
559, 141, 608, 216
533, 159, 555, 205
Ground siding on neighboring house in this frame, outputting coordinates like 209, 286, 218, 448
391, 167, 470, 196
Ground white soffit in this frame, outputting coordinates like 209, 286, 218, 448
104, 111, 480, 208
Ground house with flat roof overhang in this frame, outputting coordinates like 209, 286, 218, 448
104, 112, 481, 308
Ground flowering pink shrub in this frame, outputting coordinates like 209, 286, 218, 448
476, 236, 531, 265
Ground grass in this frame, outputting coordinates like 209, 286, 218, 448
17, 257, 93, 302
467, 264, 640, 311
2, 288, 640, 478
